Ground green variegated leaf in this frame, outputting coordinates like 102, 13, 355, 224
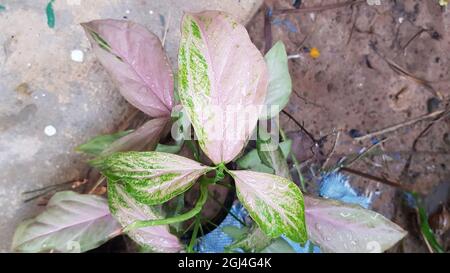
108, 181, 183, 252
92, 152, 213, 205
230, 170, 307, 243
178, 11, 268, 164
261, 41, 292, 120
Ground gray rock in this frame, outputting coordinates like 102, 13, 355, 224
0, 0, 262, 252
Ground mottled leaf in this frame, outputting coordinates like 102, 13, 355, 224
12, 191, 121, 253
304, 196, 407, 253
92, 152, 213, 205
76, 130, 133, 156
262, 238, 296, 253
108, 181, 183, 252
230, 170, 307, 243
227, 226, 273, 253
101, 117, 170, 156
178, 11, 268, 164
82, 20, 174, 117
261, 41, 292, 120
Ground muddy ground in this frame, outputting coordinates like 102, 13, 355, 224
246, 0, 450, 252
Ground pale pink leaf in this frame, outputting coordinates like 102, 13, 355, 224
178, 11, 269, 164
12, 191, 122, 253
305, 196, 407, 253
82, 19, 174, 117
101, 117, 170, 156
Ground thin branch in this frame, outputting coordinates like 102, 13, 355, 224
354, 110, 448, 142
341, 167, 413, 192
273, 0, 366, 15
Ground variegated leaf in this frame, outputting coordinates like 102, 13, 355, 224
12, 191, 121, 253
82, 20, 174, 117
304, 196, 407, 253
101, 117, 170, 156
230, 170, 307, 243
108, 181, 183, 252
92, 152, 213, 205
178, 11, 268, 164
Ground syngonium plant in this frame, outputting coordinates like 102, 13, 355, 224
12, 11, 407, 253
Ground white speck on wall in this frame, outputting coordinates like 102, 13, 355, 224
125, 9, 131, 14
398, 17, 404, 23
149, 10, 154, 15
71, 50, 84, 63
44, 125, 57, 137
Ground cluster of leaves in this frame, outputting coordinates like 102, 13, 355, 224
12, 11, 407, 253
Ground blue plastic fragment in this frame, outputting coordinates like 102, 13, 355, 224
319, 172, 371, 209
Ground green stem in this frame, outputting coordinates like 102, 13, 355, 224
280, 128, 306, 192
187, 216, 201, 253
123, 181, 209, 233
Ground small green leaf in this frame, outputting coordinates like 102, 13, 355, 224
76, 130, 133, 156
236, 149, 274, 174
92, 152, 213, 205
257, 129, 291, 180
260, 41, 292, 120
230, 170, 307, 243
46, 0, 56, 28
262, 238, 296, 253
227, 227, 273, 253
222, 226, 249, 240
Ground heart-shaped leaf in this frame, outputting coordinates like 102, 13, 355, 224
230, 170, 307, 243
261, 41, 292, 120
304, 196, 407, 253
82, 20, 174, 117
92, 152, 213, 205
178, 11, 268, 164
108, 181, 183, 252
101, 117, 170, 156
12, 191, 121, 253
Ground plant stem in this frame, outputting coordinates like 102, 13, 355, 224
187, 216, 201, 253
280, 128, 306, 192
123, 181, 209, 233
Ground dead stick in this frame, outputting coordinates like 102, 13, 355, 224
273, 0, 365, 15
341, 167, 412, 192
354, 110, 447, 142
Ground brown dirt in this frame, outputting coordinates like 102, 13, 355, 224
247, 0, 450, 252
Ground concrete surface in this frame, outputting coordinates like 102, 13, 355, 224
0, 0, 262, 252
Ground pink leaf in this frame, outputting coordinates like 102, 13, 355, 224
101, 117, 170, 156
305, 196, 407, 253
82, 20, 174, 117
178, 11, 268, 164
